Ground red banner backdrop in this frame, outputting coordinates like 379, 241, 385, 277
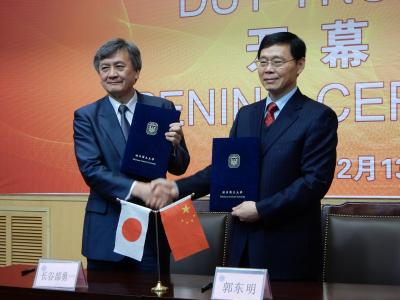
0, 0, 399, 197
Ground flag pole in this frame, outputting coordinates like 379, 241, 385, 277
151, 210, 168, 296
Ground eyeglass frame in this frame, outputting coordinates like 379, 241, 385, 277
254, 57, 296, 68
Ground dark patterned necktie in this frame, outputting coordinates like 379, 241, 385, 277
264, 102, 279, 127
118, 104, 130, 141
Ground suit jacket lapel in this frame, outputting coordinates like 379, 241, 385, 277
98, 97, 126, 158
136, 91, 146, 104
249, 99, 266, 137
261, 90, 303, 157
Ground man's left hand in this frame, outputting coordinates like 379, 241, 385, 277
231, 201, 260, 222
165, 122, 183, 147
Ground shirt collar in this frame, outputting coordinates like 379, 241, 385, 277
108, 91, 138, 115
266, 87, 298, 111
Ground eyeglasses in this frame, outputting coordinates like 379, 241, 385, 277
254, 58, 296, 68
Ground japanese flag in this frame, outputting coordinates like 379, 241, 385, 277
114, 199, 151, 261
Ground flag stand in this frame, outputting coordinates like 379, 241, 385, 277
151, 211, 168, 296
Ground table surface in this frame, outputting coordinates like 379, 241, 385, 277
1, 265, 400, 300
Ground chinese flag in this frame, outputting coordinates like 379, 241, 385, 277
160, 195, 209, 261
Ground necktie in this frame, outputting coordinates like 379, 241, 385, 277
118, 104, 130, 141
264, 102, 279, 127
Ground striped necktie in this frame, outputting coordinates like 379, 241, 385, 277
118, 104, 130, 141
264, 102, 279, 127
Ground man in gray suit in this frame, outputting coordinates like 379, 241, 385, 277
73, 38, 189, 272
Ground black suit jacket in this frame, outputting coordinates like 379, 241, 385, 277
177, 89, 338, 280
73, 92, 190, 263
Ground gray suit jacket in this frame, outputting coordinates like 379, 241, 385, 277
74, 92, 190, 262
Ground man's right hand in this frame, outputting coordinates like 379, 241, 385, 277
131, 179, 178, 210
148, 178, 179, 209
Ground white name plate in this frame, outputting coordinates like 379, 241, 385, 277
33, 258, 88, 291
211, 267, 271, 300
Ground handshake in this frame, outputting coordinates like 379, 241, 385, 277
132, 179, 179, 210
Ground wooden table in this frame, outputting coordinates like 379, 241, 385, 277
1, 265, 399, 299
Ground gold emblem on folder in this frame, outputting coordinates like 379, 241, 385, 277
228, 154, 240, 168
146, 122, 158, 135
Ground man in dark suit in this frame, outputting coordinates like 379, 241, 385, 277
156, 32, 338, 280
73, 38, 189, 272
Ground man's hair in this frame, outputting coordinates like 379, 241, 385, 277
93, 38, 142, 72
257, 32, 306, 60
